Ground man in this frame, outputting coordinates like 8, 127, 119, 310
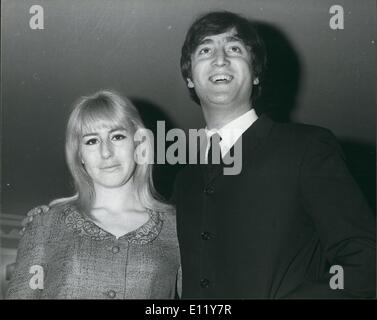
173, 11, 376, 298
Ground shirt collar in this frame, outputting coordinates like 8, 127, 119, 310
204, 108, 258, 159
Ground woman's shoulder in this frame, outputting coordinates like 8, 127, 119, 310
151, 208, 179, 253
22, 202, 75, 235
155, 207, 176, 225
153, 208, 178, 242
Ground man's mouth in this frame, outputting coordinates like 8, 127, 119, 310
209, 74, 233, 84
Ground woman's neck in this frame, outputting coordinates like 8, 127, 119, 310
89, 180, 149, 239
92, 180, 142, 213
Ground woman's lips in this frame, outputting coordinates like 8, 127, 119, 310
101, 164, 120, 172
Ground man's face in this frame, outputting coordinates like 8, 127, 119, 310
188, 28, 253, 109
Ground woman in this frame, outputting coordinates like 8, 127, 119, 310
6, 90, 180, 299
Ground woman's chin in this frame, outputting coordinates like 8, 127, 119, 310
93, 177, 129, 189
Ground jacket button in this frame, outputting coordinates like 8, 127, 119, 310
200, 278, 210, 288
107, 290, 116, 298
201, 232, 211, 240
112, 246, 120, 254
204, 187, 214, 195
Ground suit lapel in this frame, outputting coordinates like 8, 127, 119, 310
241, 114, 274, 164
201, 114, 274, 186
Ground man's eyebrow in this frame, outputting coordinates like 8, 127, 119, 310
197, 38, 213, 45
198, 35, 244, 46
225, 35, 243, 42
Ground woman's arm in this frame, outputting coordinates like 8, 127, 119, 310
176, 265, 182, 299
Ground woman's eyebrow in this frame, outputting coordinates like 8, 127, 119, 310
109, 127, 128, 133
82, 127, 128, 137
82, 132, 98, 138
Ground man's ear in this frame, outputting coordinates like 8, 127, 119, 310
187, 78, 195, 88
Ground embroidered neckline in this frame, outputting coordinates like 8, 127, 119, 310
60, 205, 163, 244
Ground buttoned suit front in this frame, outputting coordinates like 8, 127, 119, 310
173, 115, 376, 299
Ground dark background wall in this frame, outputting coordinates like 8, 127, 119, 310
1, 0, 376, 216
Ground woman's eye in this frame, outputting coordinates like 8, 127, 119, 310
112, 134, 126, 141
85, 138, 98, 145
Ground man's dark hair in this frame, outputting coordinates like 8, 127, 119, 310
180, 11, 267, 106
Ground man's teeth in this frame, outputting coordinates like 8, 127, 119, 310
210, 74, 233, 82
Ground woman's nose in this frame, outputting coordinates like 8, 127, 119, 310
100, 140, 113, 159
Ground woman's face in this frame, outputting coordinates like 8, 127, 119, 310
80, 121, 136, 189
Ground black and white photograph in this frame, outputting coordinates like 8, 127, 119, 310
1, 0, 376, 304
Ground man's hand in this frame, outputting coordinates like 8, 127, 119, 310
20, 205, 50, 235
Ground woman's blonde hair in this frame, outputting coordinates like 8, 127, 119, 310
50, 90, 174, 214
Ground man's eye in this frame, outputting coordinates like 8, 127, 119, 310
85, 138, 99, 145
198, 47, 212, 55
112, 134, 126, 141
228, 46, 242, 53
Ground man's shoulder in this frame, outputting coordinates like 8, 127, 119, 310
241, 116, 341, 160
272, 120, 333, 138
267, 119, 336, 146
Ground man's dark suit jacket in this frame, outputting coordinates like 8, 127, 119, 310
173, 114, 376, 299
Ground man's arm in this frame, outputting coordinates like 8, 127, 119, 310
20, 205, 50, 234
292, 129, 376, 298
7, 212, 50, 299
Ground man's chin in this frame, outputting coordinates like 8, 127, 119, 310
206, 94, 239, 106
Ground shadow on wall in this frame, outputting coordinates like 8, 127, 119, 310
131, 98, 184, 201
254, 21, 301, 122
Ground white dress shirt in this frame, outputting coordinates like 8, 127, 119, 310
204, 109, 258, 163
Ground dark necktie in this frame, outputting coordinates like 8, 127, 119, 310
207, 133, 223, 165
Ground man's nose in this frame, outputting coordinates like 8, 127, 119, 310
100, 140, 113, 159
212, 49, 229, 67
